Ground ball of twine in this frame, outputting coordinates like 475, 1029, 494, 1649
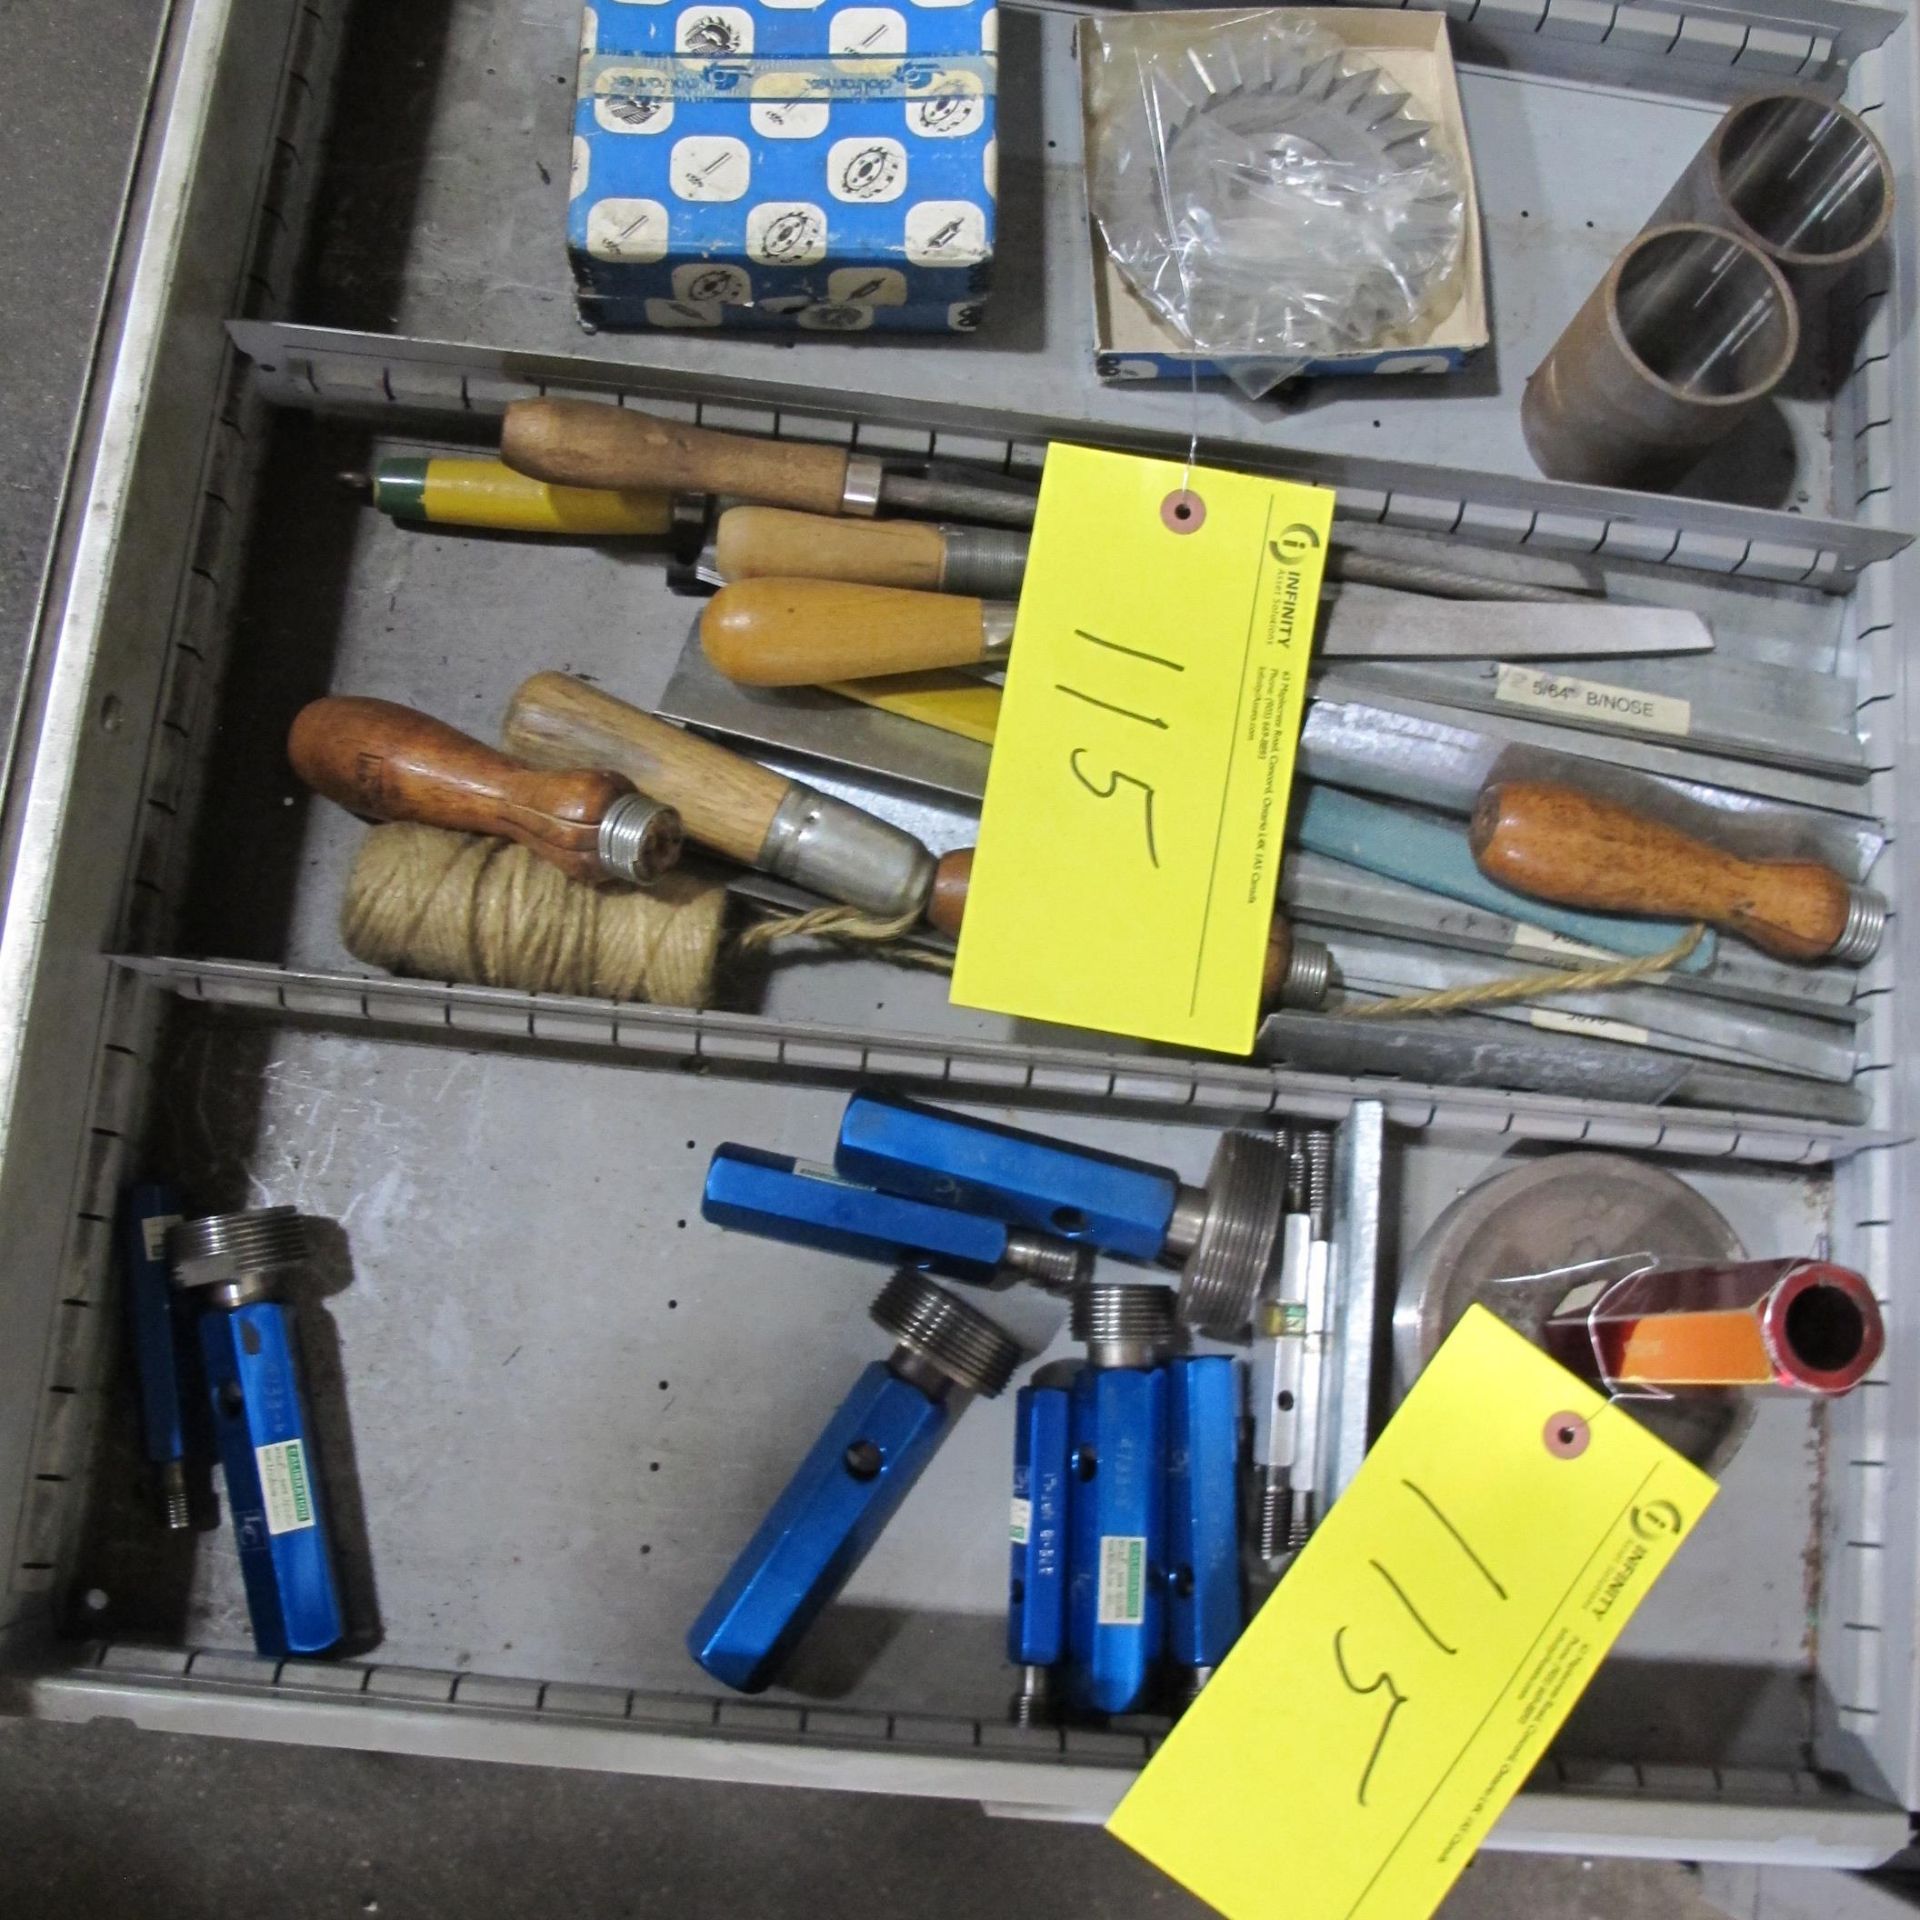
342, 822, 728, 1009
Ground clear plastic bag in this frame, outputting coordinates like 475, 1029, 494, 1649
1084, 13, 1468, 397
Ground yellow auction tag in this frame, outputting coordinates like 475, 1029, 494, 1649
1109, 1308, 1717, 1920
949, 446, 1332, 1053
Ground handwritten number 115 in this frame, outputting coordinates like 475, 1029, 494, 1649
1332, 1479, 1509, 1808
1058, 626, 1183, 870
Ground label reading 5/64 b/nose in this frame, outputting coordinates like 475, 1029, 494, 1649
1098, 1535, 1148, 1626
1494, 664, 1691, 738
256, 1439, 316, 1535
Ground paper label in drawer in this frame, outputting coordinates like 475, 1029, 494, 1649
1494, 665, 1690, 738
1098, 1535, 1148, 1626
1108, 1308, 1716, 1920
1010, 1497, 1032, 1546
257, 1439, 316, 1535
1530, 1008, 1652, 1047
952, 446, 1332, 1053
1507, 923, 1613, 965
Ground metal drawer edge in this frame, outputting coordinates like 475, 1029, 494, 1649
24, 1660, 1912, 1864
121, 955, 1885, 1163
227, 321, 1909, 587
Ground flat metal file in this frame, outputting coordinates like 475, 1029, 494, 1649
658, 636, 1886, 880
1253, 1008, 1871, 1125
1332, 650, 1865, 777
1324, 929, 1861, 1082
1278, 850, 1863, 1022
694, 571, 1715, 671
1294, 784, 1715, 969
1306, 675, 1882, 826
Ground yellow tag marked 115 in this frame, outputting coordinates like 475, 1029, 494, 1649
949, 445, 1334, 1054
1108, 1308, 1718, 1920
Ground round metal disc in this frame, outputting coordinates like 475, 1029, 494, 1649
1393, 1152, 1751, 1470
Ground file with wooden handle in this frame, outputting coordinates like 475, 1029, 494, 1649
354, 456, 675, 536
288, 696, 681, 885
502, 671, 938, 919
504, 399, 853, 515
1470, 779, 1885, 963
702, 578, 1010, 684
502, 399, 1037, 528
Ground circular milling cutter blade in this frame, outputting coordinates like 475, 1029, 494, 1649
1176, 1131, 1290, 1341
1097, 30, 1463, 360
1394, 1152, 1751, 1469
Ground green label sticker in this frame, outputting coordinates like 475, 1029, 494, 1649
257, 1439, 315, 1535
1098, 1535, 1147, 1626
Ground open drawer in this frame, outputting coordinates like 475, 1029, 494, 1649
0, 0, 1916, 1868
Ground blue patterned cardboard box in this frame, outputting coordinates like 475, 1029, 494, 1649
570, 1, 997, 333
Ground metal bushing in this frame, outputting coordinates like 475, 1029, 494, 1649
1523, 224, 1798, 490
871, 1269, 1023, 1398
167, 1205, 309, 1309
1174, 1131, 1291, 1341
1071, 1281, 1176, 1372
1648, 88, 1893, 299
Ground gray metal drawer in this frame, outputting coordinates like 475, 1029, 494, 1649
0, 0, 1914, 1866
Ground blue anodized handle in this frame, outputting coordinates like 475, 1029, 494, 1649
1065, 1364, 1167, 1716
688, 1361, 950, 1693
703, 1144, 1021, 1286
835, 1092, 1179, 1261
197, 1301, 345, 1658
1008, 1384, 1071, 1669
1165, 1356, 1243, 1676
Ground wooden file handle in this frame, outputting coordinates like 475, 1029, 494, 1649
503, 671, 792, 869
924, 847, 973, 938
501, 399, 850, 515
289, 697, 633, 886
925, 845, 1303, 1002
716, 506, 950, 591
1470, 779, 1855, 962
702, 579, 991, 685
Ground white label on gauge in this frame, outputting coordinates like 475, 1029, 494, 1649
142, 1214, 181, 1262
1097, 1535, 1147, 1625
1530, 1008, 1652, 1047
257, 1439, 317, 1535
1009, 1496, 1031, 1546
1494, 665, 1691, 738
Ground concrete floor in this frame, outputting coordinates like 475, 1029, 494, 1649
0, 3, 1881, 1916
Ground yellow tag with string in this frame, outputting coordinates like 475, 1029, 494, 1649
949, 445, 1333, 1053
1108, 1307, 1718, 1920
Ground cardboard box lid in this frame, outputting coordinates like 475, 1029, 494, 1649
585, 0, 996, 63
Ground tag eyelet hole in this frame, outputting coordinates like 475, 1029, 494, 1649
1161, 489, 1206, 534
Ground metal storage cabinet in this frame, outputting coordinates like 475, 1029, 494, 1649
1, 0, 1916, 1866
